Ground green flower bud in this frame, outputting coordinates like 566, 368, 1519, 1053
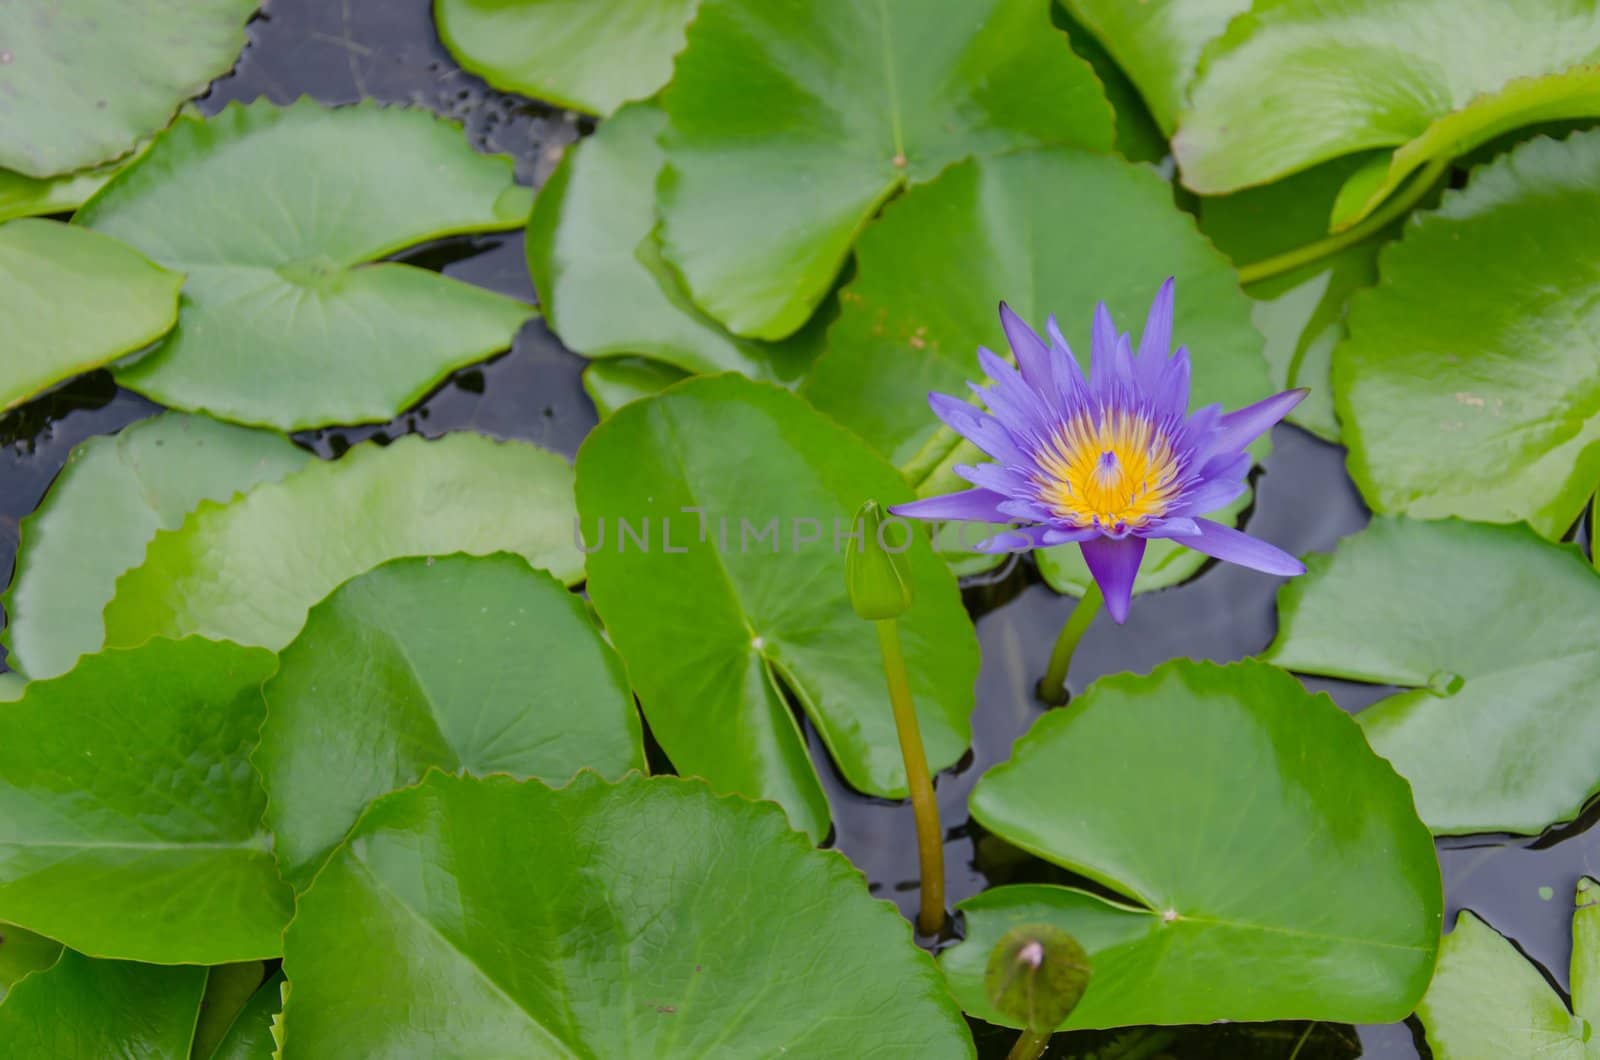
984, 923, 1091, 1033
845, 500, 914, 621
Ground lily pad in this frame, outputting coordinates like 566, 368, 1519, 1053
436, 0, 696, 115
0, 951, 206, 1056
1061, 0, 1250, 133
1416, 885, 1599, 1059
0, 218, 181, 412
103, 432, 582, 653
576, 375, 978, 838
0, 0, 256, 177
1267, 517, 1600, 835
527, 102, 823, 381
942, 659, 1441, 1028
657, 0, 1114, 340
2, 412, 309, 680
0, 925, 61, 999
77, 99, 536, 431
0, 638, 290, 964
0, 152, 135, 224
1335, 130, 1600, 538
803, 148, 1270, 477
583, 358, 688, 420
280, 772, 974, 1058
1175, 0, 1600, 206
258, 554, 644, 889
208, 970, 285, 1060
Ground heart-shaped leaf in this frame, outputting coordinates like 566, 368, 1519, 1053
802, 148, 1270, 477
435, 0, 696, 115
77, 99, 536, 431
1268, 517, 1600, 835
1416, 882, 1599, 1059
1174, 0, 1600, 210
942, 659, 1441, 1028
0, 218, 181, 412
583, 358, 688, 420
0, 638, 290, 963
576, 374, 978, 838
3, 412, 309, 680
527, 102, 824, 381
0, 0, 256, 177
279, 772, 974, 1058
1060, 0, 1250, 133
1335, 130, 1600, 538
103, 432, 581, 654
258, 553, 644, 889
657, 0, 1113, 340
0, 951, 206, 1056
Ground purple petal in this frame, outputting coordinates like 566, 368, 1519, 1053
973, 526, 1054, 554
1149, 346, 1191, 419
890, 488, 1009, 523
1172, 475, 1247, 519
1045, 315, 1090, 408
1081, 535, 1147, 624
999, 302, 1052, 391
1212, 389, 1308, 455
1041, 525, 1098, 545
997, 497, 1053, 522
1184, 519, 1305, 576
1134, 278, 1175, 389
955, 462, 1031, 496
928, 392, 1026, 465
1140, 516, 1201, 539
1089, 303, 1124, 390
973, 348, 1054, 437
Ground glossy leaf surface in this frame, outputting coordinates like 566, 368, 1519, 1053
0, 951, 206, 1057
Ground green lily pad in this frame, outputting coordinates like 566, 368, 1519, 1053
436, 0, 695, 115
942, 659, 1441, 1028
0, 218, 181, 411
528, 102, 823, 381
0, 925, 61, 999
1268, 517, 1600, 835
1053, 7, 1165, 165
103, 432, 581, 653
0, 675, 20, 703
0, 951, 206, 1056
576, 375, 978, 838
803, 148, 1270, 477
77, 99, 536, 431
192, 962, 266, 1060
583, 358, 688, 419
2, 412, 309, 680
208, 970, 284, 1060
0, 149, 140, 223
1335, 130, 1600, 538
0, 0, 256, 178
280, 772, 974, 1058
1416, 884, 1599, 1059
1174, 0, 1600, 205
1061, 0, 1250, 133
657, 0, 1113, 340
0, 638, 290, 963
258, 554, 644, 889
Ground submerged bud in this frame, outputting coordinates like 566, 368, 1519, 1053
845, 500, 914, 620
984, 923, 1091, 1033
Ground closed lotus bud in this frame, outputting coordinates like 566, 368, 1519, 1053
984, 923, 1092, 1033
845, 500, 914, 620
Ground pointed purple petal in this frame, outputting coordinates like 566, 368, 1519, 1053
1041, 525, 1099, 545
1212, 389, 1308, 455
928, 392, 1026, 465
999, 302, 1052, 391
1090, 303, 1121, 391
890, 488, 1009, 523
1045, 315, 1090, 409
1150, 346, 1191, 419
1140, 516, 1201, 539
1172, 474, 1247, 518
1080, 535, 1147, 624
955, 462, 1030, 496
1135, 278, 1175, 392
997, 497, 1053, 522
973, 526, 1054, 554
1184, 519, 1305, 576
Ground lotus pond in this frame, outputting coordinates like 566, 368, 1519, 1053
2, 0, 1599, 1057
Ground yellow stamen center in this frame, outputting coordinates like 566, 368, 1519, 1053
1034, 408, 1182, 529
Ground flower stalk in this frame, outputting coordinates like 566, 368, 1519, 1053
874, 617, 945, 934
1037, 582, 1102, 706
1005, 1029, 1052, 1060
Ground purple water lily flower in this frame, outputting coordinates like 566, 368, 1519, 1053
890, 279, 1306, 624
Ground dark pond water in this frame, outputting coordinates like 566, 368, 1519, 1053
2, 2, 1595, 1056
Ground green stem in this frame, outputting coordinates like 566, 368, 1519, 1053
1038, 583, 1102, 706
1005, 1028, 1052, 1060
1236, 157, 1452, 286
875, 618, 945, 935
